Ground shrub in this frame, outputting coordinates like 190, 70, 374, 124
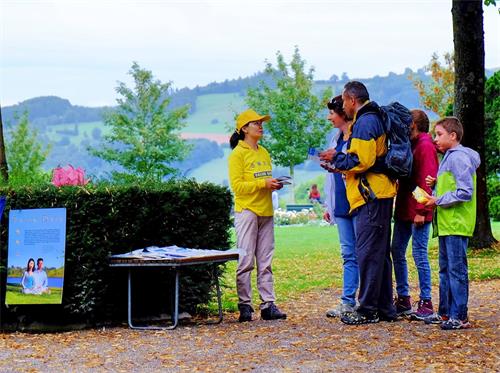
274, 208, 318, 226
0, 180, 232, 328
489, 196, 500, 221
487, 176, 500, 221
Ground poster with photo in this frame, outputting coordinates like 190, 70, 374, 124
5, 208, 67, 305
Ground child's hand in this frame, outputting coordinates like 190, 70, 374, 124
413, 214, 426, 227
425, 196, 437, 207
425, 175, 436, 188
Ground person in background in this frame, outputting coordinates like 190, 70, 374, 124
228, 109, 287, 323
21, 258, 36, 294
391, 109, 438, 320
308, 184, 322, 203
321, 95, 359, 318
424, 117, 480, 330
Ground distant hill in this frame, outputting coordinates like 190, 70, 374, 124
3, 67, 497, 127
0, 68, 424, 127
2, 96, 108, 128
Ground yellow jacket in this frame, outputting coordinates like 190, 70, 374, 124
228, 140, 274, 216
334, 102, 397, 212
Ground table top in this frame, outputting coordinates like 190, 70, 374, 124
109, 246, 239, 267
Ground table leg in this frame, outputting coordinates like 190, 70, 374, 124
205, 265, 223, 325
169, 269, 179, 330
214, 269, 223, 324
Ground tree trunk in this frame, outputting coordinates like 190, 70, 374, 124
452, 0, 497, 249
0, 104, 8, 183
289, 165, 295, 203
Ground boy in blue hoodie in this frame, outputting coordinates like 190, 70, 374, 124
424, 117, 480, 330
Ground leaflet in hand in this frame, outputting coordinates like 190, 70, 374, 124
412, 186, 430, 204
307, 147, 321, 162
320, 162, 336, 173
276, 176, 292, 185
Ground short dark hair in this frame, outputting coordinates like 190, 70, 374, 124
435, 116, 464, 142
343, 81, 369, 103
327, 95, 347, 119
37, 258, 44, 264
411, 109, 430, 133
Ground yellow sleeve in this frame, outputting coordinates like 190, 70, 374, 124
228, 151, 266, 195
347, 137, 377, 174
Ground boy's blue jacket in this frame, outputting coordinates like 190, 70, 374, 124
435, 144, 480, 237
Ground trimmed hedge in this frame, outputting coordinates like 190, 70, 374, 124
0, 180, 232, 329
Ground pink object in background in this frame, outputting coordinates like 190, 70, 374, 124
51, 165, 89, 187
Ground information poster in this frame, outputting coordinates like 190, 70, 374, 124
5, 208, 66, 305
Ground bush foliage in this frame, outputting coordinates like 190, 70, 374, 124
0, 181, 232, 328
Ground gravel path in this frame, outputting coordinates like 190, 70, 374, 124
1, 280, 498, 372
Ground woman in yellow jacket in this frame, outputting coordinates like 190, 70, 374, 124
228, 109, 287, 323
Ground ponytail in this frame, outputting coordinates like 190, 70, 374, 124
230, 130, 245, 149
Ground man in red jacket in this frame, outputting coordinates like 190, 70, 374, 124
391, 109, 438, 320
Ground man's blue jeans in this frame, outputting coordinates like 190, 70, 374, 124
336, 216, 358, 307
391, 220, 432, 300
438, 235, 469, 320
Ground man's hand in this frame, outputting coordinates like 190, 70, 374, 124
323, 211, 331, 223
320, 162, 339, 173
413, 214, 425, 227
319, 148, 336, 162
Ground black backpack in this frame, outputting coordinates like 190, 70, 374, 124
377, 102, 413, 179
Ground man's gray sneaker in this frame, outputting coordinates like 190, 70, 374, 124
326, 303, 355, 318
423, 313, 449, 325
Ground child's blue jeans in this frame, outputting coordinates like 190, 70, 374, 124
391, 220, 432, 300
438, 235, 469, 320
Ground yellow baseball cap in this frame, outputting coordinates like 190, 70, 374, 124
236, 109, 271, 132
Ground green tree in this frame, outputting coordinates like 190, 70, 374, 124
90, 62, 190, 183
410, 52, 455, 117
484, 71, 500, 178
0, 104, 8, 182
5, 112, 51, 187
245, 47, 332, 200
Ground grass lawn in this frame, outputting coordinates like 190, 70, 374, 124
216, 221, 500, 312
5, 284, 63, 305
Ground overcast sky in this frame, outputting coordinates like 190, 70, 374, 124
1, 0, 499, 107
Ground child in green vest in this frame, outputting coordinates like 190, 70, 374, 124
423, 117, 480, 330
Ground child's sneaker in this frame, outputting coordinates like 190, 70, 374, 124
424, 313, 449, 324
412, 299, 434, 320
394, 295, 413, 316
441, 318, 471, 330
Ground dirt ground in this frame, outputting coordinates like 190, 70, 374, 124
0, 280, 498, 372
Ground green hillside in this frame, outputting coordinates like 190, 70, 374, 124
184, 93, 245, 134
